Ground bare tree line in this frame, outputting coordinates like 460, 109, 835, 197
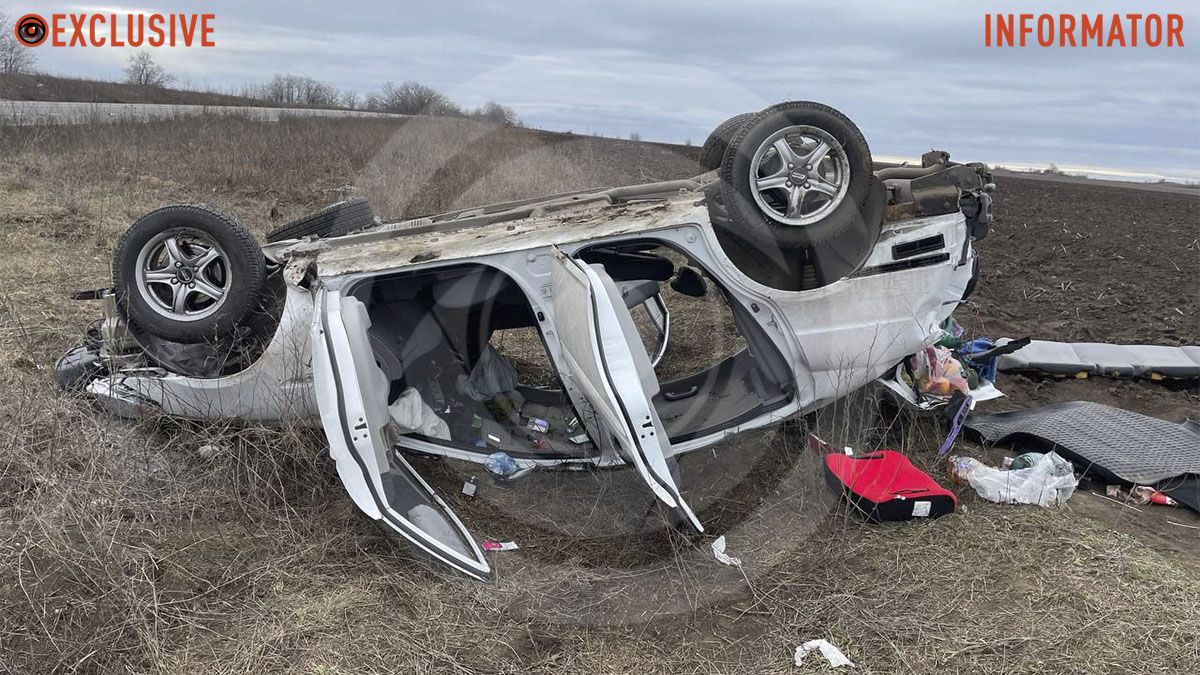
125, 51, 174, 87
0, 24, 519, 124
243, 76, 518, 124
0, 11, 38, 74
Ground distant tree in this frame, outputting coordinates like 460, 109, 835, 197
371, 80, 461, 116
249, 74, 342, 107
629, 131, 642, 141
472, 100, 518, 125
0, 12, 38, 74
339, 90, 360, 110
125, 51, 173, 87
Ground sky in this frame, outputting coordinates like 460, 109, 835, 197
4, 1, 1199, 181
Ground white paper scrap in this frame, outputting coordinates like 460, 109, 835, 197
711, 535, 742, 567
794, 639, 854, 668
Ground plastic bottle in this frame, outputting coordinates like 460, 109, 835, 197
948, 456, 985, 485
485, 451, 519, 477
1010, 452, 1045, 470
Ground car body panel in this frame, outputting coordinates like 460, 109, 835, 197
281, 198, 710, 279
311, 287, 491, 580
85, 285, 319, 421
549, 248, 703, 531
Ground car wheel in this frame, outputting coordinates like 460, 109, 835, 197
113, 205, 267, 343
265, 197, 375, 243
698, 112, 755, 171
718, 101, 875, 251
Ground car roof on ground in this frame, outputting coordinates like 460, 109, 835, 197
290, 197, 709, 278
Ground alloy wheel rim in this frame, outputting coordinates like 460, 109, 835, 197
748, 125, 851, 226
134, 229, 232, 322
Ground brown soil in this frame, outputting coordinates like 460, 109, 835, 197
952, 173, 1200, 585
965, 174, 1199, 347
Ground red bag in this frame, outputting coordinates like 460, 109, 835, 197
824, 450, 957, 521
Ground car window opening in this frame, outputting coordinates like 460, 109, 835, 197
348, 264, 596, 460
577, 241, 795, 443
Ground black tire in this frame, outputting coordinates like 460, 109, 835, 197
265, 198, 375, 243
113, 205, 266, 343
718, 101, 875, 251
699, 112, 755, 171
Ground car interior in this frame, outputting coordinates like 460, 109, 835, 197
348, 242, 794, 459
349, 264, 594, 460
576, 241, 795, 442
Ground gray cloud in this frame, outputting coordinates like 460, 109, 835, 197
8, 0, 1199, 179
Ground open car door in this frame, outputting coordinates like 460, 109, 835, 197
311, 286, 491, 580
550, 249, 703, 532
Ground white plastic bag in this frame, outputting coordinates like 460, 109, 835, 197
961, 451, 1077, 507
388, 387, 451, 440
794, 639, 855, 668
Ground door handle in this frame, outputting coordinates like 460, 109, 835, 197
663, 385, 699, 401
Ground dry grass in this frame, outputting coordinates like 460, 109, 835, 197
0, 115, 1197, 674
0, 73, 280, 108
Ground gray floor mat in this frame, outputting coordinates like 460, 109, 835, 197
995, 339, 1200, 379
965, 401, 1200, 485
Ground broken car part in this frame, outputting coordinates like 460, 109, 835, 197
994, 339, 1200, 380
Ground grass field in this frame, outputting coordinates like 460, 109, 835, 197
0, 73, 294, 108
0, 115, 1197, 674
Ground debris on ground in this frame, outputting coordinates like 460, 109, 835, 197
966, 401, 1200, 511
878, 337, 1007, 412
794, 639, 855, 668
957, 335, 1031, 383
911, 345, 970, 396
825, 449, 957, 521
1008, 452, 1044, 470
949, 452, 1077, 507
936, 394, 973, 457
196, 443, 226, 460
994, 339, 1200, 380
461, 476, 478, 499
711, 535, 742, 567
481, 539, 519, 552
1106, 484, 1181, 507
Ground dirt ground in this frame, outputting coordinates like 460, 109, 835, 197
957, 173, 1200, 598
0, 116, 1197, 674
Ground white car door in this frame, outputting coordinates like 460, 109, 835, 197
550, 249, 703, 532
311, 286, 491, 580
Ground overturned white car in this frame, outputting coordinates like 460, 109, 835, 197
57, 102, 993, 579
